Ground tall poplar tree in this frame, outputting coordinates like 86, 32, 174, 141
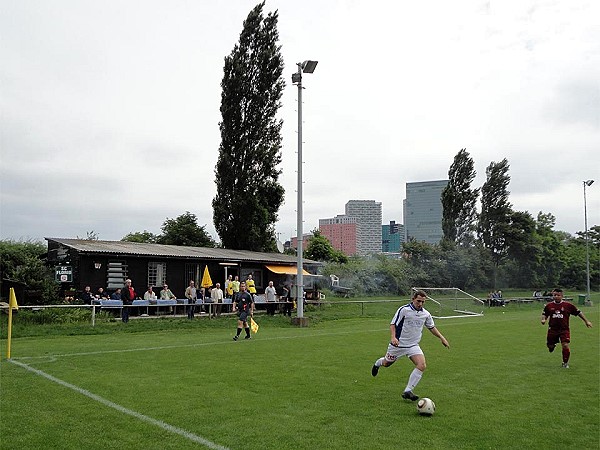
478, 158, 512, 286
441, 149, 479, 245
213, 2, 285, 252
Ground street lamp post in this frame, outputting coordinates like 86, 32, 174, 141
292, 60, 317, 321
583, 179, 594, 302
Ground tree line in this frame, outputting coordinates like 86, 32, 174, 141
304, 149, 599, 294
439, 148, 598, 291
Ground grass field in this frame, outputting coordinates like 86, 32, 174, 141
1, 299, 599, 450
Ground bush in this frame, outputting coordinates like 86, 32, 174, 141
12, 307, 93, 325
0, 239, 61, 304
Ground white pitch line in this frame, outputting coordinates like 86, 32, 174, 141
12, 318, 473, 362
13, 328, 380, 360
8, 359, 230, 450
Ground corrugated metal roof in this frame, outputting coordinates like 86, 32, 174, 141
46, 238, 316, 265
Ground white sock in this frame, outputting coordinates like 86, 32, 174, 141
374, 357, 385, 367
405, 368, 423, 392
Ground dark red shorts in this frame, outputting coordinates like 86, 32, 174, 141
547, 329, 570, 346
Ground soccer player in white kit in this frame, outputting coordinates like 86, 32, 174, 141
371, 290, 450, 401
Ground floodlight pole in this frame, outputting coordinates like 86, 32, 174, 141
583, 179, 594, 302
293, 60, 317, 320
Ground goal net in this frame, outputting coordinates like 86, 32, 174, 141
411, 287, 485, 319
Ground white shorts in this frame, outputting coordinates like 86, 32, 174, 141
385, 344, 423, 363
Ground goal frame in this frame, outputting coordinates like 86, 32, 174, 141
411, 287, 485, 319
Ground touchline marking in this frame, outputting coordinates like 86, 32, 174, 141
13, 328, 377, 360
8, 359, 230, 450
13, 318, 472, 361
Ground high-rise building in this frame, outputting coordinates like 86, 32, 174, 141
319, 215, 357, 256
289, 233, 312, 250
345, 200, 382, 255
403, 180, 448, 244
382, 220, 405, 253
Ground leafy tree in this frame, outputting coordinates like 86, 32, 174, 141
213, 1, 285, 252
559, 235, 586, 289
304, 230, 348, 263
442, 149, 479, 246
587, 224, 600, 247
283, 247, 296, 256
157, 212, 215, 247
402, 239, 439, 269
585, 225, 600, 292
402, 239, 445, 287
533, 212, 565, 288
121, 231, 158, 243
0, 240, 60, 304
503, 210, 540, 287
322, 256, 419, 296
477, 159, 512, 287
77, 230, 99, 240
559, 224, 599, 290
441, 244, 489, 290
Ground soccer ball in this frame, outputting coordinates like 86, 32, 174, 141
417, 397, 435, 416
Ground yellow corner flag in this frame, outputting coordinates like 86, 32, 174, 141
9, 287, 19, 311
250, 317, 259, 334
6, 287, 19, 359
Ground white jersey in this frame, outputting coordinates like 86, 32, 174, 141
390, 303, 435, 347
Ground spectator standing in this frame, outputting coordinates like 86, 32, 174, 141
541, 288, 593, 368
246, 274, 257, 299
225, 275, 234, 298
204, 286, 213, 316
224, 275, 234, 313
281, 284, 292, 317
265, 281, 277, 316
211, 283, 224, 317
232, 282, 254, 340
232, 276, 241, 295
121, 279, 136, 323
198, 287, 206, 314
185, 280, 197, 319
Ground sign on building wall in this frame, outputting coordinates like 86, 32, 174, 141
55, 265, 73, 283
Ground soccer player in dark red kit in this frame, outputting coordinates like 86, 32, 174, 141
541, 288, 593, 368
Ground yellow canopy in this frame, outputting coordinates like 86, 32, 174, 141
201, 266, 213, 288
265, 265, 310, 276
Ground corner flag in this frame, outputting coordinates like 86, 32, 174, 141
9, 288, 19, 310
250, 317, 259, 334
6, 287, 19, 359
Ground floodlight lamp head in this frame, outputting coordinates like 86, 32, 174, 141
584, 179, 594, 186
301, 60, 318, 74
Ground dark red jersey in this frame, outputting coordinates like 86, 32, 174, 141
543, 301, 580, 331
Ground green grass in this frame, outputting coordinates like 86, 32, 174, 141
1, 302, 599, 450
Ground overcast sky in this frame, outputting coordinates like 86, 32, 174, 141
1, 0, 599, 246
